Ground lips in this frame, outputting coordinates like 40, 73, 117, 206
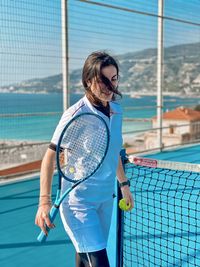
101, 90, 113, 96
104, 92, 112, 96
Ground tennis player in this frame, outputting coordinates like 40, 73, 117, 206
35, 51, 134, 267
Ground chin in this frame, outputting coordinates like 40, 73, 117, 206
103, 98, 112, 103
108, 95, 113, 101
99, 94, 113, 103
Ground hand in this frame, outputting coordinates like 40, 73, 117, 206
35, 204, 55, 236
120, 186, 134, 211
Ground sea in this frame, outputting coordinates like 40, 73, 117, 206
1, 93, 200, 141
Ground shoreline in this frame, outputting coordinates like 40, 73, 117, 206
0, 140, 48, 170
1, 91, 200, 98
0, 134, 146, 172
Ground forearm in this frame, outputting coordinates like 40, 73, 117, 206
116, 156, 128, 183
39, 148, 55, 201
35, 148, 56, 232
117, 156, 134, 209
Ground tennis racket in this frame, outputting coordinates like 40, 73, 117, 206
37, 112, 110, 242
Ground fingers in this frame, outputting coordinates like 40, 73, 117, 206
125, 196, 134, 211
121, 188, 134, 211
127, 193, 134, 208
40, 221, 48, 236
35, 210, 55, 236
42, 212, 55, 229
129, 196, 134, 210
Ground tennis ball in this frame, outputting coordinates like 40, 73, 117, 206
69, 167, 75, 173
119, 198, 131, 211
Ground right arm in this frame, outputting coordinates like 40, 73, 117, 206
35, 148, 56, 235
35, 109, 73, 235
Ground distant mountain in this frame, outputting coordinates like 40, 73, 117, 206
1, 42, 200, 95
118, 42, 200, 95
0, 74, 63, 94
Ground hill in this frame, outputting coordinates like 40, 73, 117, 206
1, 42, 200, 95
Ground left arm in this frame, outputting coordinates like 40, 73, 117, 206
117, 156, 134, 210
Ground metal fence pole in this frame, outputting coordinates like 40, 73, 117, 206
157, 0, 164, 151
61, 0, 69, 111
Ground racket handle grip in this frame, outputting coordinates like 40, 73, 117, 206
37, 205, 59, 242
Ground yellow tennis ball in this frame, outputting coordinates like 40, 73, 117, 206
119, 198, 131, 211
69, 167, 75, 173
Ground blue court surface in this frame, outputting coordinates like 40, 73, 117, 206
0, 173, 118, 266
1, 144, 200, 267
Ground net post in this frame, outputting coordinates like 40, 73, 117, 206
116, 148, 127, 267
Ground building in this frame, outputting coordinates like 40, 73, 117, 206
144, 106, 200, 150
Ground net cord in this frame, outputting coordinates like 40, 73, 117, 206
129, 155, 200, 173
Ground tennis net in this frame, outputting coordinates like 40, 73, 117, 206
117, 154, 200, 267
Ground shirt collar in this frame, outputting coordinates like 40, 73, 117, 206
83, 95, 117, 118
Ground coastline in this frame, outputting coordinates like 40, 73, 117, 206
1, 91, 200, 99
1, 92, 200, 175
0, 140, 48, 170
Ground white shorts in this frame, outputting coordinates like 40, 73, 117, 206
60, 197, 114, 253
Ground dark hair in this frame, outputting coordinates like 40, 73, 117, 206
82, 51, 122, 105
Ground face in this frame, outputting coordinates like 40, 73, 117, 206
88, 65, 118, 106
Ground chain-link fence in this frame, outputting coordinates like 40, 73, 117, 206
1, 0, 200, 175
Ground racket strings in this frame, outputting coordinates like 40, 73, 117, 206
59, 115, 108, 181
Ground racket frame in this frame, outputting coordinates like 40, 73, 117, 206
37, 112, 110, 242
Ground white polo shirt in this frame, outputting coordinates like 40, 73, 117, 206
51, 95, 123, 203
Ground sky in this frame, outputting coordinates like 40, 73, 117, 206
0, 0, 200, 86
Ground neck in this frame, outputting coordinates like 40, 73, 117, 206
101, 101, 108, 107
